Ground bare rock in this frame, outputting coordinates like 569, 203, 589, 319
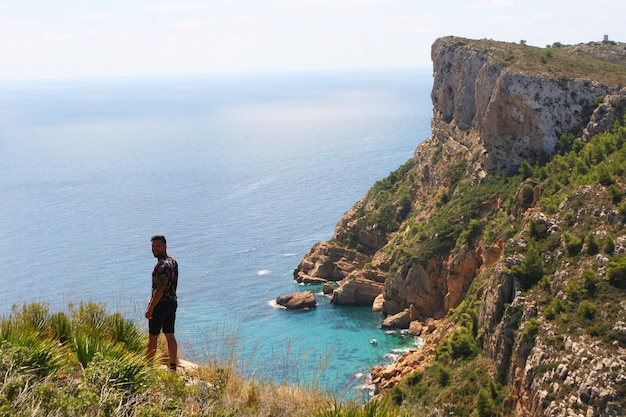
408, 320, 423, 336
583, 93, 626, 140
331, 276, 384, 306
298, 275, 328, 285
371, 323, 449, 394
322, 282, 336, 295
293, 241, 370, 283
276, 290, 316, 310
372, 293, 384, 311
613, 321, 626, 341
381, 309, 410, 330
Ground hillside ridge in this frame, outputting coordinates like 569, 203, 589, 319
294, 36, 626, 416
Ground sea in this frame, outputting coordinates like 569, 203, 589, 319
0, 67, 433, 398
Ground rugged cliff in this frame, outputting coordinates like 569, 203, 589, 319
294, 37, 626, 416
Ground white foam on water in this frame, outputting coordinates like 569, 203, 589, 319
267, 299, 286, 309
414, 336, 426, 349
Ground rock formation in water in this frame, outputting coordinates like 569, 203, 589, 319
276, 290, 317, 310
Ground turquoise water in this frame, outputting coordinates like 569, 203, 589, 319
0, 68, 432, 396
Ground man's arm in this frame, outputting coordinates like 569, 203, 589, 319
145, 275, 168, 319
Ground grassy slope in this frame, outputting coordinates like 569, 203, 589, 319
0, 301, 413, 416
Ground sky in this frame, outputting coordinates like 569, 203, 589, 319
0, 0, 624, 80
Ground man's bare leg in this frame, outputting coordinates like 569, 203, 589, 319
164, 332, 178, 372
147, 334, 159, 362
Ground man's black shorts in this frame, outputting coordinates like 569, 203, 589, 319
149, 300, 177, 335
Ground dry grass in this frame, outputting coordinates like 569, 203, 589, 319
453, 37, 626, 87
0, 302, 411, 416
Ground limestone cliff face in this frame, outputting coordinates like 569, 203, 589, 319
294, 36, 626, 416
295, 36, 620, 319
430, 37, 614, 175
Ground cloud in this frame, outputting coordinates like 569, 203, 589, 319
19, 18, 40, 26
484, 14, 521, 24
0, 16, 39, 31
466, 0, 515, 8
170, 19, 216, 30
33, 31, 75, 42
530, 11, 554, 20
271, 0, 395, 8
71, 12, 116, 21
236, 14, 264, 24
143, 2, 214, 13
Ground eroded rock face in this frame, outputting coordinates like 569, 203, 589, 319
583, 93, 626, 140
293, 241, 370, 284
331, 275, 384, 306
383, 260, 447, 319
383, 240, 504, 319
431, 36, 615, 175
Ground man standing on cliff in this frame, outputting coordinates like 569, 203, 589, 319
145, 235, 178, 372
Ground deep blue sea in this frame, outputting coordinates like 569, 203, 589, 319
0, 68, 432, 397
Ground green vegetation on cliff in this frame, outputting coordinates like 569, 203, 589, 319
316, 39, 626, 411
375, 114, 626, 416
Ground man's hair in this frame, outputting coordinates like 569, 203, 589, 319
151, 235, 167, 245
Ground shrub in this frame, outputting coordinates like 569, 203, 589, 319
563, 232, 583, 256
0, 338, 65, 378
11, 302, 50, 335
84, 351, 151, 394
504, 49, 515, 61
518, 160, 533, 178
521, 318, 540, 343
596, 162, 614, 186
106, 313, 145, 354
607, 256, 626, 289
609, 184, 623, 203
73, 331, 105, 367
474, 388, 497, 417
50, 312, 72, 344
540, 53, 549, 64
435, 326, 479, 364
556, 133, 577, 154
602, 234, 615, 255
445, 159, 468, 189
437, 364, 452, 387
510, 240, 544, 289
70, 301, 108, 337
460, 219, 482, 245
564, 278, 583, 302
544, 298, 564, 320
528, 219, 544, 240
578, 300, 597, 320
389, 385, 406, 405
405, 370, 423, 387
450, 327, 478, 360
585, 233, 599, 255
582, 269, 599, 297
